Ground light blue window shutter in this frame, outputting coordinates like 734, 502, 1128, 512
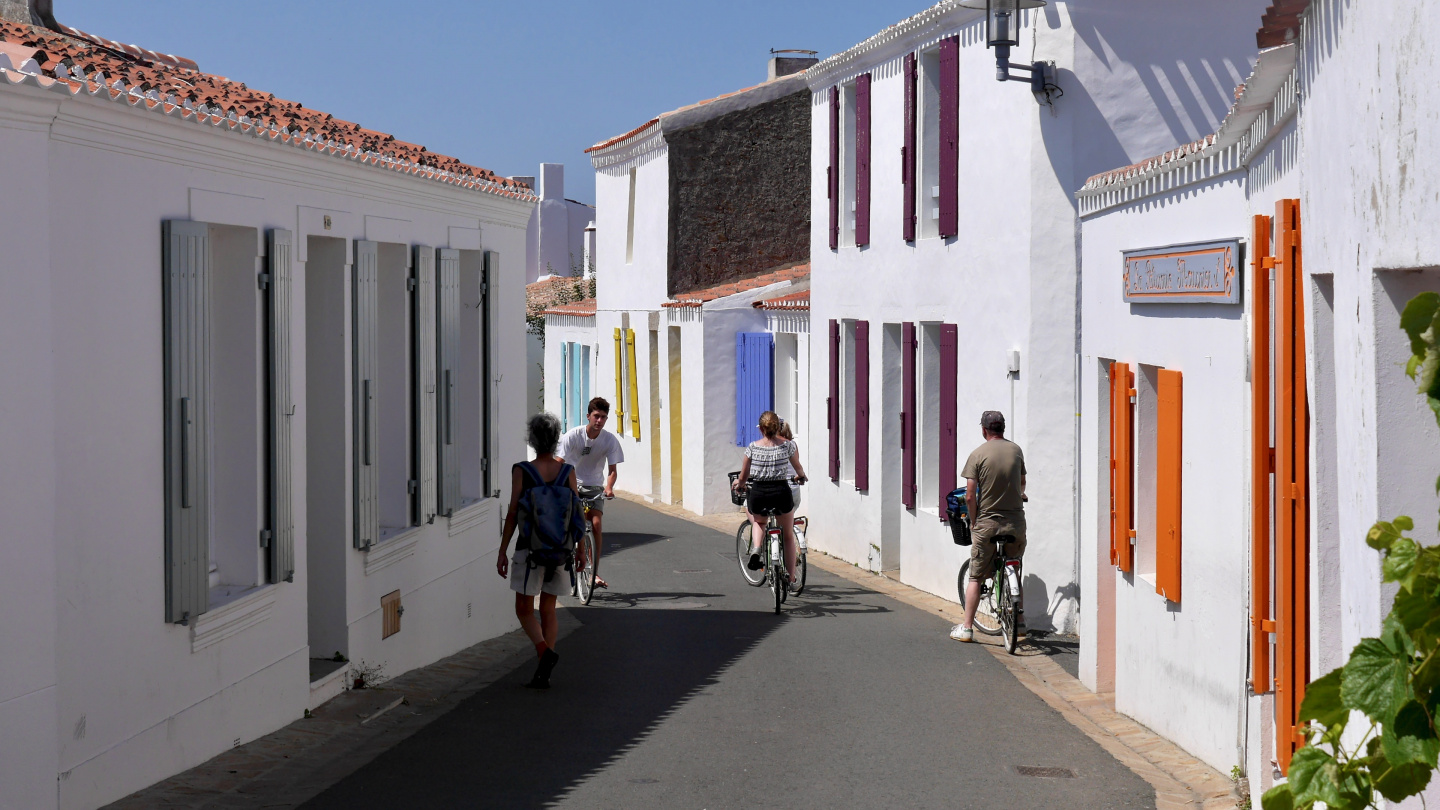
582, 345, 591, 408
560, 342, 569, 430
266, 228, 295, 583
414, 247, 440, 524
437, 247, 461, 515
353, 240, 380, 549
163, 220, 211, 624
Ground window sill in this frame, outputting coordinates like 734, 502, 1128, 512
449, 499, 495, 537
364, 528, 422, 576
192, 585, 277, 653
1137, 572, 1157, 588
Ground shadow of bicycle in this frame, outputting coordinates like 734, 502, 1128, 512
782, 583, 893, 619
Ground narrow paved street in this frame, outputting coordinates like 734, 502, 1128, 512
299, 499, 1152, 808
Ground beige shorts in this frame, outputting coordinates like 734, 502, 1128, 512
578, 485, 606, 514
509, 549, 572, 597
968, 517, 1027, 582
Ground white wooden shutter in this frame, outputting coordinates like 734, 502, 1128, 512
353, 240, 380, 549
437, 248, 460, 515
266, 228, 295, 582
163, 220, 211, 624
413, 246, 438, 524
482, 251, 497, 498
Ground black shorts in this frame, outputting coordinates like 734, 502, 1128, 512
747, 479, 794, 516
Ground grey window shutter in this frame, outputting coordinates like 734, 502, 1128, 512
414, 247, 439, 523
437, 248, 461, 515
267, 229, 295, 582
482, 251, 496, 498
163, 220, 211, 624
353, 240, 380, 549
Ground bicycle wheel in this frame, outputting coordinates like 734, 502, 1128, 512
769, 538, 785, 614
791, 549, 808, 596
576, 532, 596, 605
736, 521, 765, 586
997, 570, 1018, 654
957, 560, 1002, 636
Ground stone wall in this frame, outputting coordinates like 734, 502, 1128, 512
664, 89, 810, 296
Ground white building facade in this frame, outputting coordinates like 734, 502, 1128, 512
803, 0, 1268, 632
0, 19, 532, 810
1076, 0, 1440, 803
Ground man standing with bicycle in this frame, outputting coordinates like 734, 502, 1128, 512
951, 411, 1027, 643
558, 397, 623, 590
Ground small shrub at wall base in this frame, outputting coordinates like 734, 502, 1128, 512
350, 660, 388, 690
1263, 293, 1440, 810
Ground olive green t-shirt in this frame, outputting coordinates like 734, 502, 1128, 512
960, 439, 1026, 521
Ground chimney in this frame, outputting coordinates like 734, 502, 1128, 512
0, 0, 61, 31
767, 50, 819, 81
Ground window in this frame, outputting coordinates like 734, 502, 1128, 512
1133, 364, 1160, 580
1108, 361, 1135, 572
563, 341, 591, 430
374, 243, 413, 539
918, 48, 942, 239
917, 324, 941, 510
840, 320, 857, 480
162, 220, 294, 625
625, 167, 637, 264
841, 82, 858, 248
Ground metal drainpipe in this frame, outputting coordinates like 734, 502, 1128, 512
1073, 352, 1082, 635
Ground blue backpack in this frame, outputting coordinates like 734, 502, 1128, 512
515, 461, 586, 583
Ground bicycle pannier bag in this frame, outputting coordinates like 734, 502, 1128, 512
515, 461, 585, 582
946, 487, 972, 546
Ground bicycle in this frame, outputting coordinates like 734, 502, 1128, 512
730, 474, 808, 612
956, 533, 1024, 654
574, 491, 610, 605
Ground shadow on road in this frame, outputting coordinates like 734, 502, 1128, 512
298, 605, 786, 809
783, 583, 894, 619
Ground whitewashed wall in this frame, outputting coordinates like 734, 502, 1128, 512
0, 75, 530, 810
1079, 172, 1251, 773
803, 0, 1269, 633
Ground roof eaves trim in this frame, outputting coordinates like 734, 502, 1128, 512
0, 64, 537, 202
805, 1, 983, 89
1077, 43, 1298, 217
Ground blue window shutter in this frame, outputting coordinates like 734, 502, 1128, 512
757, 332, 775, 418
560, 343, 569, 430
736, 333, 748, 446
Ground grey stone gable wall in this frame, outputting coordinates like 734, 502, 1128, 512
664, 89, 811, 296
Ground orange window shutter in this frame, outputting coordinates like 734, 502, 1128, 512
1251, 214, 1273, 694
1274, 197, 1310, 773
1156, 369, 1182, 602
1111, 362, 1135, 573
1109, 363, 1119, 567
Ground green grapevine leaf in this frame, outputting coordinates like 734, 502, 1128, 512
1385, 538, 1420, 584
1371, 744, 1434, 803
1299, 668, 1348, 729
1370, 521, 1404, 552
1344, 638, 1414, 722
1288, 745, 1343, 806
1395, 516, 1416, 532
1383, 700, 1440, 767
1260, 781, 1299, 810
1401, 292, 1440, 357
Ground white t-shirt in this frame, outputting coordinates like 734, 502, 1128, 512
558, 425, 625, 487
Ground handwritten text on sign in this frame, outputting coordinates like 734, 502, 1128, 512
1122, 239, 1241, 304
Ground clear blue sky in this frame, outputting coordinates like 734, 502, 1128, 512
61, 0, 909, 205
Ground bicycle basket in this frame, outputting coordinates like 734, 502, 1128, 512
948, 512, 972, 546
727, 471, 747, 506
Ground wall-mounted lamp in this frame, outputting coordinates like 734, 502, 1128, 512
958, 0, 1060, 101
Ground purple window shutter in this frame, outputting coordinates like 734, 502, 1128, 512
828, 319, 840, 481
939, 324, 958, 513
903, 53, 918, 243
855, 74, 872, 248
938, 36, 959, 239
828, 87, 840, 251
901, 322, 916, 508
854, 320, 870, 490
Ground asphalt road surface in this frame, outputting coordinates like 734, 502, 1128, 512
302, 499, 1153, 809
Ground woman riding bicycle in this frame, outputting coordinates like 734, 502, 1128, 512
732, 411, 807, 585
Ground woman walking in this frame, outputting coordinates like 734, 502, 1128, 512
732, 411, 808, 586
498, 412, 578, 689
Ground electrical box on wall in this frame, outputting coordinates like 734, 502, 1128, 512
1007, 350, 1021, 374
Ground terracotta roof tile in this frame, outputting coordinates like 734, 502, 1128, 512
753, 290, 810, 311
1257, 0, 1311, 48
0, 19, 534, 200
527, 275, 594, 313
661, 263, 809, 308
542, 299, 596, 317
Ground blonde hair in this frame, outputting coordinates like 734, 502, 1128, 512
758, 411, 782, 439
778, 419, 794, 441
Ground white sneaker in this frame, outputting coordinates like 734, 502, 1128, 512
950, 624, 974, 642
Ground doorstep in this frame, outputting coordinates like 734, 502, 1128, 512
308, 659, 349, 712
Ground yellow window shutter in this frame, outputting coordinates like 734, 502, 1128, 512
626, 329, 641, 440
613, 328, 626, 434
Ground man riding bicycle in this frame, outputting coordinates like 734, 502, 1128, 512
951, 410, 1027, 643
557, 397, 623, 590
